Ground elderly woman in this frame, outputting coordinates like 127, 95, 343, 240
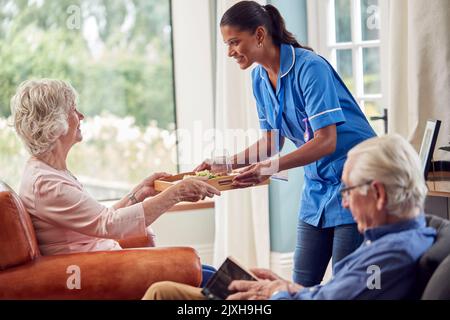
11, 79, 220, 267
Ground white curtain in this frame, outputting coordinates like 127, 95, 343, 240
388, 0, 450, 154
213, 0, 270, 269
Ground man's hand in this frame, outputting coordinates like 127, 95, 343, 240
249, 268, 284, 281
227, 279, 291, 300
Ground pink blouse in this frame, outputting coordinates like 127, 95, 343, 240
19, 158, 147, 255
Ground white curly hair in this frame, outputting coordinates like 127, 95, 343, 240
347, 134, 427, 218
10, 79, 78, 156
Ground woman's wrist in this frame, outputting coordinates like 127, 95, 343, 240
230, 155, 239, 170
165, 185, 182, 205
127, 191, 139, 205
128, 184, 143, 204
142, 188, 179, 226
261, 159, 279, 175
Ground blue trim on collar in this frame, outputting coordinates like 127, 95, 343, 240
364, 215, 426, 241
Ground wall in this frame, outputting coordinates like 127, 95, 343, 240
269, 141, 304, 253
151, 208, 215, 265
268, 0, 309, 253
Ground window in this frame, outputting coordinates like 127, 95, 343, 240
308, 0, 388, 135
0, 0, 177, 199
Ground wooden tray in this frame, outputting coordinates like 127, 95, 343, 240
154, 172, 270, 192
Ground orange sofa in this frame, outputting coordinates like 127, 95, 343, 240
0, 181, 201, 299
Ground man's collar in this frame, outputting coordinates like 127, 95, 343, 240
364, 215, 426, 241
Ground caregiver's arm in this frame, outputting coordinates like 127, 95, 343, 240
277, 124, 336, 172
194, 131, 284, 172
230, 131, 285, 169
232, 125, 336, 187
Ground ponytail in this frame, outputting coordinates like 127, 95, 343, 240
263, 4, 313, 51
220, 1, 313, 52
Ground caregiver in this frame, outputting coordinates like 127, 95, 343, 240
197, 1, 378, 287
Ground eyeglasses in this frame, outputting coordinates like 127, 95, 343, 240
339, 180, 373, 201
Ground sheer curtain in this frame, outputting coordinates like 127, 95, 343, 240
213, 0, 270, 268
388, 0, 450, 152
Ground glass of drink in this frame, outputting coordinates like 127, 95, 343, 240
210, 149, 232, 174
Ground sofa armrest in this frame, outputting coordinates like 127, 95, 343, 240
118, 226, 157, 248
118, 235, 154, 248
0, 247, 201, 299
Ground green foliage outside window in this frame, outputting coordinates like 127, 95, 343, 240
0, 0, 177, 197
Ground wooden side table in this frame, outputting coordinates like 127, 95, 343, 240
427, 171, 450, 198
426, 171, 450, 220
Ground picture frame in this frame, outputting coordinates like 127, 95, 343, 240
418, 119, 441, 179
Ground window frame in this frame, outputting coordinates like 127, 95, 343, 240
307, 0, 389, 131
171, 0, 215, 173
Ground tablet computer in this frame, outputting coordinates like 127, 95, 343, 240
201, 256, 257, 300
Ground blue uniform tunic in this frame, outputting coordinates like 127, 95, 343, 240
252, 44, 377, 228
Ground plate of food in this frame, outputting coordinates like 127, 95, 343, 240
154, 169, 269, 192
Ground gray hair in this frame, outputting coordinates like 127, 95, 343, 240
10, 79, 78, 156
347, 134, 427, 218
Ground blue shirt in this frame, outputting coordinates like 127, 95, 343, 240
271, 215, 436, 300
252, 44, 377, 227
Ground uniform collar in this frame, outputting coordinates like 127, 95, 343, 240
259, 43, 296, 96
259, 43, 296, 80
279, 43, 296, 78
364, 214, 426, 242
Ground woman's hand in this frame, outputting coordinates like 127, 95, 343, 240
171, 178, 221, 202
134, 172, 172, 201
232, 160, 276, 188
193, 160, 212, 172
194, 159, 230, 174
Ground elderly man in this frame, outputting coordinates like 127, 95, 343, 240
144, 134, 436, 300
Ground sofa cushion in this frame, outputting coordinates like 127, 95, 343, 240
421, 215, 450, 271
414, 215, 450, 298
0, 181, 40, 270
422, 254, 450, 300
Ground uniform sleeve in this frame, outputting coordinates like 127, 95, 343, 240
34, 175, 147, 240
252, 68, 272, 130
300, 59, 346, 132
255, 100, 272, 130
